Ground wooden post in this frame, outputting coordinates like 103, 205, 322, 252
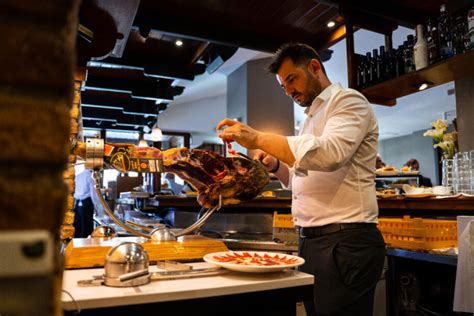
344, 15, 356, 89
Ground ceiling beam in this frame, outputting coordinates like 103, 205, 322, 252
86, 67, 185, 100
81, 106, 156, 126
81, 89, 167, 115
82, 119, 148, 132
134, 12, 299, 53
101, 55, 207, 80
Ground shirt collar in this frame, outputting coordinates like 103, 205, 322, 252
304, 82, 342, 116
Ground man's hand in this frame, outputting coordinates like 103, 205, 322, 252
216, 118, 262, 149
254, 150, 278, 172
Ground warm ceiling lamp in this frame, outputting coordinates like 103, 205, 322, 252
416, 81, 433, 91
327, 21, 336, 28
150, 116, 163, 142
175, 39, 183, 47
138, 132, 148, 147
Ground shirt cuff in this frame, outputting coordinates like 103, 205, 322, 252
286, 135, 321, 174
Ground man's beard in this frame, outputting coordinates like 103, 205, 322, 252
294, 72, 322, 108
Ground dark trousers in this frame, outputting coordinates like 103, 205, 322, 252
73, 197, 94, 238
298, 224, 386, 316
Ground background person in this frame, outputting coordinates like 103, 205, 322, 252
73, 168, 101, 238
216, 42, 385, 316
405, 158, 433, 187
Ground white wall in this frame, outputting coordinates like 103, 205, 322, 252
158, 94, 226, 148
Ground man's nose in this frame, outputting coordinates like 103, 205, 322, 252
283, 85, 293, 96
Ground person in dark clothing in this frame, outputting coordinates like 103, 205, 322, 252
405, 158, 433, 187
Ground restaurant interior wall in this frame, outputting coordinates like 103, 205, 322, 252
158, 94, 226, 148
379, 129, 439, 185
227, 61, 248, 155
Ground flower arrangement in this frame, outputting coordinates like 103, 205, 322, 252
423, 119, 457, 159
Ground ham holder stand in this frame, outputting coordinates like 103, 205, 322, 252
85, 138, 223, 241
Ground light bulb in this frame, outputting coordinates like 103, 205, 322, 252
151, 127, 163, 141
138, 139, 148, 147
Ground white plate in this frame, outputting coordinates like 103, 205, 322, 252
203, 251, 305, 273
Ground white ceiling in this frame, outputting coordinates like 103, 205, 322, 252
170, 27, 456, 141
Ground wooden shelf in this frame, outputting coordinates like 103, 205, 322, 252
360, 50, 474, 106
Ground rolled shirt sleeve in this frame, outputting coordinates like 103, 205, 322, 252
287, 90, 372, 173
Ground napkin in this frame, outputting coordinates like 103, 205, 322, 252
453, 216, 474, 313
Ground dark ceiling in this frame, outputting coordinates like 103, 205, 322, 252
77, 0, 454, 134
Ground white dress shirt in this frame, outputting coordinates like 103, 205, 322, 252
285, 83, 379, 227
74, 169, 100, 206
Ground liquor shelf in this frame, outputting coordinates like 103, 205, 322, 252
361, 49, 474, 106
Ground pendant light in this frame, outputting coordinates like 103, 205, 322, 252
138, 132, 148, 147
150, 115, 163, 142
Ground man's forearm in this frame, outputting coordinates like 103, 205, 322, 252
256, 133, 295, 166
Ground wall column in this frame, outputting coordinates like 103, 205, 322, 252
455, 75, 474, 152
227, 57, 294, 155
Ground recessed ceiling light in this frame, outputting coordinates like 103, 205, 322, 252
327, 21, 336, 28
418, 83, 429, 91
175, 39, 183, 47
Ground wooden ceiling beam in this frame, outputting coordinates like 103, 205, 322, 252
102, 55, 206, 80
81, 89, 166, 115
85, 72, 184, 101
134, 12, 294, 53
81, 106, 155, 125
82, 119, 148, 132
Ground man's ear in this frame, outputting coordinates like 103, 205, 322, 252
308, 59, 321, 75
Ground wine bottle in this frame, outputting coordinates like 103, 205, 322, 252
414, 24, 429, 70
372, 49, 380, 83
396, 45, 405, 77
378, 46, 389, 81
438, 4, 454, 59
365, 52, 373, 86
356, 56, 366, 89
469, 6, 474, 49
426, 18, 440, 64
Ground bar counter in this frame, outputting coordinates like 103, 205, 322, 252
62, 262, 313, 315
141, 195, 474, 216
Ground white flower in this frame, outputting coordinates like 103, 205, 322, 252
431, 119, 448, 132
423, 129, 444, 142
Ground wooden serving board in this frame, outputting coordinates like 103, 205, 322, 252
64, 235, 228, 269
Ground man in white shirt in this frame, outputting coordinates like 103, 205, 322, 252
217, 43, 385, 316
73, 168, 100, 238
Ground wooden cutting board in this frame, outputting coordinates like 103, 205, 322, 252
64, 235, 228, 269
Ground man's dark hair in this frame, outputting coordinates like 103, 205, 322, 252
267, 42, 327, 75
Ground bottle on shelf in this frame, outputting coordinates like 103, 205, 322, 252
469, 6, 474, 49
426, 18, 440, 64
379, 45, 390, 81
396, 45, 405, 77
438, 4, 454, 59
356, 55, 367, 89
390, 48, 399, 78
372, 49, 380, 83
403, 39, 415, 73
452, 14, 468, 55
414, 24, 429, 70
365, 52, 374, 87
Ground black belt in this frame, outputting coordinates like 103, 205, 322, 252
297, 223, 376, 238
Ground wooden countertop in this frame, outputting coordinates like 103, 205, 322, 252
62, 262, 314, 311
145, 195, 474, 212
